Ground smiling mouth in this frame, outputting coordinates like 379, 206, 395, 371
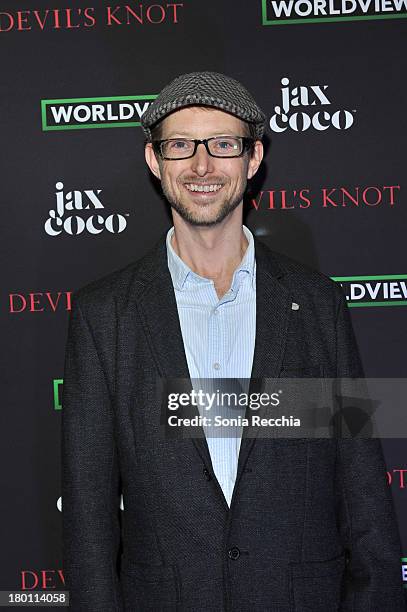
184, 183, 224, 194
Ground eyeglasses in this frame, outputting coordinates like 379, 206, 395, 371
152, 136, 254, 160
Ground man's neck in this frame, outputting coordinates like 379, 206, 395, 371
171, 211, 248, 299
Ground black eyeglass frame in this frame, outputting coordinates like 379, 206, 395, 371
152, 136, 255, 160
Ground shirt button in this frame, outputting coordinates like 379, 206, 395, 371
228, 547, 241, 560
213, 362, 221, 370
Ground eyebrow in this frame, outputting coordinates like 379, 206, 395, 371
161, 132, 241, 139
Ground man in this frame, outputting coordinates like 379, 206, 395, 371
62, 71, 405, 611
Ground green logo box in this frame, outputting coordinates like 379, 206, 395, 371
41, 95, 157, 131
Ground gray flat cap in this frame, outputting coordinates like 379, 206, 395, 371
141, 71, 266, 141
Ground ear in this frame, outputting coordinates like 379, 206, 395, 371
145, 143, 162, 180
247, 140, 264, 180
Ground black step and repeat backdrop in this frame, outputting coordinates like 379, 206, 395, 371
2, 0, 406, 602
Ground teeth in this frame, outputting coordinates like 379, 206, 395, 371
185, 184, 223, 193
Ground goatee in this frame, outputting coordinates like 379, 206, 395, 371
161, 181, 246, 227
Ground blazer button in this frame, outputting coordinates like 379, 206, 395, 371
228, 547, 241, 560
203, 468, 212, 481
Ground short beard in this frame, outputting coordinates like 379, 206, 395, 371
161, 179, 246, 227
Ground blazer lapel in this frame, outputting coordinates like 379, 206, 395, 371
233, 239, 293, 495
126, 234, 293, 511
132, 236, 215, 474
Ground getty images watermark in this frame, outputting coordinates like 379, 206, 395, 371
166, 386, 299, 429
158, 378, 407, 439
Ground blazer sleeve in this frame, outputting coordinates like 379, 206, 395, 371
333, 288, 406, 611
61, 295, 123, 611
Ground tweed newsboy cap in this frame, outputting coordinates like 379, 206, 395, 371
141, 71, 266, 141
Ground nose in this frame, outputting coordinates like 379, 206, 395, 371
190, 142, 214, 176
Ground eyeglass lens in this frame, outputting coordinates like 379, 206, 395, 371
161, 137, 244, 159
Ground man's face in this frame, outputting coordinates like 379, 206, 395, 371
145, 107, 263, 227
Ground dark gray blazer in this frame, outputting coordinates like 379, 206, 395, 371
62, 235, 406, 611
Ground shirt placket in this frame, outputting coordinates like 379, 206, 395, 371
207, 283, 242, 506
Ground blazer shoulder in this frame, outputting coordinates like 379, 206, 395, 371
255, 238, 345, 305
71, 238, 165, 317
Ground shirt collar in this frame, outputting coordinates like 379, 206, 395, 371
166, 225, 256, 291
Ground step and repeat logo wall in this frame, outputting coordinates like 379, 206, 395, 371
2, 0, 406, 598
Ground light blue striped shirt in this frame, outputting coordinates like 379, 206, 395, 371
166, 225, 256, 506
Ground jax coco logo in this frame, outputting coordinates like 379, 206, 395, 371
56, 495, 125, 511
270, 77, 355, 132
41, 95, 156, 131
261, 0, 407, 25
44, 181, 128, 236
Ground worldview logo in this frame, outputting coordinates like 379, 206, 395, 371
270, 77, 355, 132
54, 379, 63, 411
261, 0, 407, 25
0, 4, 183, 32
45, 181, 129, 236
41, 95, 156, 131
332, 275, 407, 307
